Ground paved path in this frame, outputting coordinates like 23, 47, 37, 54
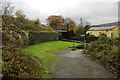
50, 49, 113, 78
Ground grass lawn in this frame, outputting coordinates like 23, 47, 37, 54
23, 41, 81, 78
24, 41, 81, 64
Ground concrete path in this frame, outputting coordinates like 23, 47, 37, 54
50, 49, 113, 78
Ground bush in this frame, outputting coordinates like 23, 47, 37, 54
97, 36, 118, 45
75, 44, 84, 49
71, 47, 76, 51
71, 36, 84, 42
2, 10, 58, 79
85, 36, 119, 76
2, 49, 43, 78
85, 34, 98, 43
70, 34, 98, 42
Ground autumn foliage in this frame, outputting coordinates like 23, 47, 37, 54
47, 15, 75, 31
47, 15, 64, 29
2, 5, 57, 78
2, 49, 43, 78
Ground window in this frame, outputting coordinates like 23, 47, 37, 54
90, 32, 92, 35
99, 32, 101, 35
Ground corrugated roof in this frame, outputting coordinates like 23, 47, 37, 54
88, 26, 116, 31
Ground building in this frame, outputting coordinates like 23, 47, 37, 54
86, 26, 120, 38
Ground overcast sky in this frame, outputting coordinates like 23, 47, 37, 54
9, 0, 119, 25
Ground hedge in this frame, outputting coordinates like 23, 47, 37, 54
29, 32, 59, 45
71, 35, 98, 43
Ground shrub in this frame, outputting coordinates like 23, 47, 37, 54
85, 36, 119, 76
71, 36, 84, 42
2, 9, 58, 79
75, 44, 84, 49
71, 47, 76, 51
70, 34, 98, 42
2, 49, 43, 78
85, 34, 98, 43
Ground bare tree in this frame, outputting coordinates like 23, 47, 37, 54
80, 18, 83, 27
15, 9, 26, 18
1, 0, 15, 16
1, 0, 15, 30
85, 21, 90, 26
79, 18, 90, 27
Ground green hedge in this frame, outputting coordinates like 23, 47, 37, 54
29, 32, 59, 45
71, 35, 98, 42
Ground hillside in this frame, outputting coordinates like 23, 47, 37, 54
92, 21, 119, 27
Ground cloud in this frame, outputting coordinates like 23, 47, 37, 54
11, 0, 118, 25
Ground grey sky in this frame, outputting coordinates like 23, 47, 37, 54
10, 0, 119, 25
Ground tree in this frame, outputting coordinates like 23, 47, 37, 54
74, 25, 84, 37
74, 18, 90, 37
64, 18, 71, 31
47, 15, 64, 30
49, 21, 58, 30
79, 18, 91, 34
15, 9, 26, 30
80, 18, 83, 27
1, 1, 15, 30
79, 18, 90, 27
84, 25, 91, 34
69, 20, 75, 31
64, 18, 75, 31
15, 9, 26, 18
2, 1, 15, 16
34, 18, 41, 27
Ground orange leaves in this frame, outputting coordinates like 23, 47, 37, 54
2, 50, 43, 78
47, 15, 64, 29
10, 62, 13, 65
69, 21, 75, 30
9, 64, 11, 67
